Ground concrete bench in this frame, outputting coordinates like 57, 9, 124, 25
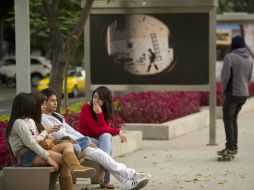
2, 166, 58, 190
2, 158, 86, 190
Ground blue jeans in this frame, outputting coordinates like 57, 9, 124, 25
73, 136, 91, 155
20, 149, 37, 167
91, 133, 113, 183
223, 95, 246, 151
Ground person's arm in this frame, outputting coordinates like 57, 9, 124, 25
42, 115, 67, 140
36, 130, 48, 141
118, 130, 127, 143
14, 120, 49, 160
221, 55, 232, 95
62, 119, 83, 139
79, 104, 120, 137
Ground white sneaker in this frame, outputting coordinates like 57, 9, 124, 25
122, 176, 149, 190
133, 172, 152, 180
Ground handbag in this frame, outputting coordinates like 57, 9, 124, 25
39, 137, 55, 150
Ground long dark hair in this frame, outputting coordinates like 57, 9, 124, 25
90, 86, 113, 122
30, 92, 47, 132
6, 92, 36, 138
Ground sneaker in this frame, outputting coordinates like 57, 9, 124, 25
232, 149, 238, 155
217, 148, 234, 156
133, 172, 152, 180
122, 177, 149, 190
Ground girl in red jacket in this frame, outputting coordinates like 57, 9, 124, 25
79, 86, 127, 189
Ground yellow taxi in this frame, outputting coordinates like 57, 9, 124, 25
37, 67, 85, 97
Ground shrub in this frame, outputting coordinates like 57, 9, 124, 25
109, 114, 125, 128
113, 91, 200, 123
0, 121, 17, 167
199, 82, 224, 106
63, 111, 80, 131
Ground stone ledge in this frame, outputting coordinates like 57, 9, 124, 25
0, 171, 4, 190
2, 167, 58, 190
122, 108, 209, 140
112, 130, 142, 157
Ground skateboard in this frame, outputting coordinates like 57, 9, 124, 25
217, 153, 234, 161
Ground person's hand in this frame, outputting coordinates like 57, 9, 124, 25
89, 143, 97, 149
48, 135, 56, 143
46, 125, 61, 133
93, 102, 102, 114
119, 130, 127, 143
47, 156, 59, 172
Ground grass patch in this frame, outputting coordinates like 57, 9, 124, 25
0, 115, 9, 121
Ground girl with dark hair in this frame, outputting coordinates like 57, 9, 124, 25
79, 86, 127, 189
6, 92, 95, 190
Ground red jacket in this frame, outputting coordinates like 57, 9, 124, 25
78, 103, 120, 138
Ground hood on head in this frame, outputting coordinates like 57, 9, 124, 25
231, 35, 245, 50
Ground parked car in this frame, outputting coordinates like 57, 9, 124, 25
37, 67, 85, 97
0, 56, 51, 87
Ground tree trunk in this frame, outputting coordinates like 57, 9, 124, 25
42, 0, 94, 112
0, 19, 4, 59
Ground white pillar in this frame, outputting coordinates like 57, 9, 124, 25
15, 0, 31, 94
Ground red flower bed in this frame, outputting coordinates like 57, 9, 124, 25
63, 111, 80, 131
113, 91, 200, 123
0, 121, 17, 167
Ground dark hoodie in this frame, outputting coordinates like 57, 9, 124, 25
221, 42, 253, 96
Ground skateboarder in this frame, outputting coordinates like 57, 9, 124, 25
217, 35, 253, 159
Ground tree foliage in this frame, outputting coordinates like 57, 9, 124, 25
42, 0, 95, 111
218, 0, 254, 14
30, 0, 82, 58
0, 0, 14, 59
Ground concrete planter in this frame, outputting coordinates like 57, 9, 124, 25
112, 130, 142, 157
123, 108, 209, 140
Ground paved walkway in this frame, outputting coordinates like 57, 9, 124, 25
70, 111, 254, 190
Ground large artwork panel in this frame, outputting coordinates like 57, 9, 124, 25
90, 13, 209, 85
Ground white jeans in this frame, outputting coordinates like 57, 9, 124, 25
84, 147, 135, 184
